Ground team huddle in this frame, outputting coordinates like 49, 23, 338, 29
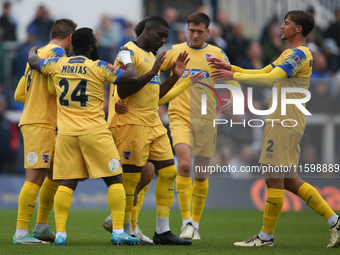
12, 10, 340, 248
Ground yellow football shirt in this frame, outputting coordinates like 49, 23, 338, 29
39, 55, 124, 135
108, 41, 162, 127
19, 44, 66, 128
267, 46, 312, 135
161, 42, 234, 119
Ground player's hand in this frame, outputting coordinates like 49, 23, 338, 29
119, 46, 129, 52
185, 69, 205, 85
28, 46, 39, 55
117, 48, 132, 66
208, 57, 231, 71
115, 100, 128, 114
211, 69, 234, 79
221, 98, 233, 115
151, 50, 167, 76
172, 51, 190, 78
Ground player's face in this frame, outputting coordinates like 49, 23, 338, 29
280, 16, 299, 41
148, 25, 169, 52
187, 22, 210, 48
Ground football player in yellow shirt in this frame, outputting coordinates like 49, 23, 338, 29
209, 10, 340, 248
27, 27, 140, 246
160, 12, 236, 240
12, 19, 77, 245
108, 16, 192, 245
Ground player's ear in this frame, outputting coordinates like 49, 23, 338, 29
145, 25, 150, 35
68, 34, 72, 43
206, 28, 210, 37
296, 24, 302, 34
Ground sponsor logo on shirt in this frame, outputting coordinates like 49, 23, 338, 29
286, 55, 300, 70
182, 69, 209, 79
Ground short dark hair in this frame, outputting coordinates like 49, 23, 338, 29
284, 10, 315, 37
145, 16, 169, 29
72, 27, 95, 51
135, 17, 149, 37
187, 12, 211, 29
51, 19, 77, 40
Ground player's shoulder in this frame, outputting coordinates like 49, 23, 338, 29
167, 42, 187, 52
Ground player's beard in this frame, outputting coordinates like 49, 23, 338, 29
90, 46, 99, 61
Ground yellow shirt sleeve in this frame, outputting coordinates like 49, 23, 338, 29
233, 66, 289, 87
14, 76, 26, 103
47, 76, 56, 96
231, 64, 274, 74
158, 76, 191, 106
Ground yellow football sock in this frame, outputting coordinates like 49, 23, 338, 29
131, 205, 138, 230
131, 180, 152, 230
16, 181, 40, 229
176, 176, 192, 220
108, 183, 125, 230
54, 185, 73, 233
298, 182, 335, 220
123, 172, 141, 223
137, 180, 152, 213
36, 177, 59, 224
261, 188, 284, 234
155, 165, 177, 218
192, 179, 209, 223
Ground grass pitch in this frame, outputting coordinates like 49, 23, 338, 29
0, 209, 339, 254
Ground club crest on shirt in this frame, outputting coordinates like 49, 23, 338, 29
42, 154, 50, 164
205, 53, 213, 61
123, 151, 132, 160
144, 57, 149, 63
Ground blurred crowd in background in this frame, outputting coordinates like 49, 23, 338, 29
0, 2, 340, 177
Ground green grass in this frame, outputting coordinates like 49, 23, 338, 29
0, 209, 339, 254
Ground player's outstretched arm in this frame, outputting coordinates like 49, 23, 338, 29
115, 47, 138, 86
208, 57, 274, 74
211, 66, 289, 87
158, 70, 204, 105
159, 51, 189, 99
117, 49, 167, 99
27, 46, 41, 71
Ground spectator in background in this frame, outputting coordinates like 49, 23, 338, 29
28, 5, 54, 45
16, 25, 43, 80
207, 24, 227, 52
235, 42, 270, 109
262, 22, 287, 65
325, 8, 340, 47
322, 38, 340, 75
95, 15, 121, 63
0, 93, 17, 173
0, 28, 5, 80
226, 23, 249, 63
163, 7, 178, 44
259, 16, 278, 46
216, 11, 233, 43
308, 79, 332, 113
0, 1, 16, 41
306, 6, 324, 48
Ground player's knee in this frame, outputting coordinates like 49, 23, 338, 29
178, 161, 191, 176
265, 178, 284, 189
159, 165, 177, 182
